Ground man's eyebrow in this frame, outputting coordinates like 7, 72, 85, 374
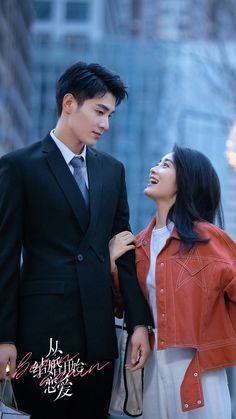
96, 104, 115, 114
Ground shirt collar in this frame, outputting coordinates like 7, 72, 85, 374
136, 217, 180, 248
50, 129, 87, 165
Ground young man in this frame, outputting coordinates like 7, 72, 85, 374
0, 62, 152, 419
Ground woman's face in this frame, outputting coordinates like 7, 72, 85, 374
144, 152, 177, 204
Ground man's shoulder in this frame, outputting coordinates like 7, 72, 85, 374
2, 140, 43, 161
89, 147, 123, 167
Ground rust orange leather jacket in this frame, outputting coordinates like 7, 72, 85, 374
133, 218, 236, 412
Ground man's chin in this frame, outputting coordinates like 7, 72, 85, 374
85, 139, 97, 147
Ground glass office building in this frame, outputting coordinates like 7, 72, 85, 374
31, 0, 236, 237
0, 0, 33, 153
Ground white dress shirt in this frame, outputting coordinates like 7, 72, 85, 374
50, 129, 89, 188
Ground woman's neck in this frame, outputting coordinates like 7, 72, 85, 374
155, 203, 172, 228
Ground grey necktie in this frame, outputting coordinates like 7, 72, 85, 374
70, 156, 89, 206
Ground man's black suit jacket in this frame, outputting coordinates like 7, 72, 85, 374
0, 134, 152, 362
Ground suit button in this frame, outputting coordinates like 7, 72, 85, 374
77, 254, 84, 262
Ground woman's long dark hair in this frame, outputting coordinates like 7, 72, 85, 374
167, 144, 224, 249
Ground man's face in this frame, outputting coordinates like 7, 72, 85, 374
63, 92, 116, 148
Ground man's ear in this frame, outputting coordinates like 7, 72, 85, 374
62, 93, 76, 114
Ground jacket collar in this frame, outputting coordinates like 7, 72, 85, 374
136, 217, 180, 248
136, 216, 212, 249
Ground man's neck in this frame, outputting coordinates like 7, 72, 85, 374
54, 127, 84, 155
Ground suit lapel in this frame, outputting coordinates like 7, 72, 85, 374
86, 147, 102, 236
42, 135, 90, 232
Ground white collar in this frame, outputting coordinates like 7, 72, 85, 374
50, 129, 87, 165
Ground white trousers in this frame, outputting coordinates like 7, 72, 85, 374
141, 341, 231, 419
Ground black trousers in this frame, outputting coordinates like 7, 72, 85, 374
14, 360, 114, 419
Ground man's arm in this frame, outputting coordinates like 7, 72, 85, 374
111, 163, 153, 327
111, 163, 153, 368
0, 156, 23, 377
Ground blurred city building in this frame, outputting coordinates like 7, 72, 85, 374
31, 0, 105, 141
0, 0, 33, 153
115, 0, 236, 40
30, 0, 236, 239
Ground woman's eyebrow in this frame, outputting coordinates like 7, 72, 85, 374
161, 158, 174, 164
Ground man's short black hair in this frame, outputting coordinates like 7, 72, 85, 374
56, 62, 128, 116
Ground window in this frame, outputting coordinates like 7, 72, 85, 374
32, 32, 51, 45
64, 34, 90, 48
34, 1, 52, 20
66, 1, 90, 21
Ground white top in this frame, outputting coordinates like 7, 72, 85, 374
146, 222, 174, 328
50, 129, 88, 187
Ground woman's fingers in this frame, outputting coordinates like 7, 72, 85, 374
126, 244, 136, 251
115, 231, 135, 244
109, 231, 136, 262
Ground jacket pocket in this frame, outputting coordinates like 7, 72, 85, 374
20, 280, 65, 296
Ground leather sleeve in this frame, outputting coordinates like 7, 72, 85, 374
223, 262, 236, 334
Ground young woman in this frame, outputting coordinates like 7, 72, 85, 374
109, 145, 236, 419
